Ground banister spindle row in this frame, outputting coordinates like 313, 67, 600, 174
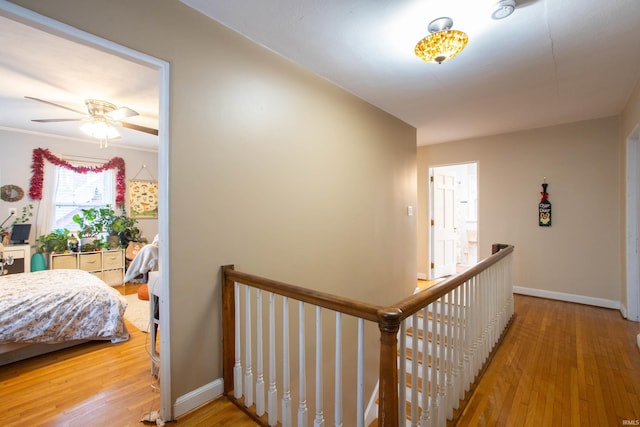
222, 244, 514, 427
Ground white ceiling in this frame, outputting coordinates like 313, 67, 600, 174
180, 0, 640, 145
0, 1, 639, 150
0, 13, 160, 151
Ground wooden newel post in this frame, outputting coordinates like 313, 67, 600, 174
377, 307, 402, 427
221, 264, 236, 396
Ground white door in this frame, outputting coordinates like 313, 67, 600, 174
431, 171, 457, 279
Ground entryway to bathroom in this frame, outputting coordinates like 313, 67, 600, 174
429, 162, 478, 280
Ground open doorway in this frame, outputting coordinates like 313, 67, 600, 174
0, 1, 171, 420
429, 162, 478, 280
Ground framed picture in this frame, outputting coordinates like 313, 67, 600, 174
128, 180, 158, 219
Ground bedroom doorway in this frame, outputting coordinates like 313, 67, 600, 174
0, 2, 172, 420
429, 162, 478, 280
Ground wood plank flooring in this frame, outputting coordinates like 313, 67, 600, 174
1, 291, 638, 426
456, 295, 640, 426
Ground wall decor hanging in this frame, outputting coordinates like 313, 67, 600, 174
128, 164, 158, 219
539, 179, 551, 227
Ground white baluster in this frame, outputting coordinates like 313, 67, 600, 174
420, 307, 429, 427
410, 312, 419, 427
398, 320, 406, 426
245, 286, 254, 407
335, 312, 342, 427
282, 297, 292, 427
256, 290, 265, 416
438, 298, 446, 427
234, 282, 243, 399
429, 301, 438, 427
445, 292, 454, 420
314, 307, 325, 427
268, 293, 278, 426
356, 318, 364, 427
298, 301, 308, 427
453, 286, 464, 405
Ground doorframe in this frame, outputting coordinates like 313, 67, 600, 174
626, 125, 639, 322
428, 161, 479, 280
0, 1, 173, 418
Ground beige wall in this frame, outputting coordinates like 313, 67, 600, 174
11, 0, 417, 416
418, 117, 621, 302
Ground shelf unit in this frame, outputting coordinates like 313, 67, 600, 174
50, 249, 124, 286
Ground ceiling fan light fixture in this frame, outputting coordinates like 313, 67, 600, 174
414, 17, 468, 64
80, 120, 120, 148
492, 0, 516, 20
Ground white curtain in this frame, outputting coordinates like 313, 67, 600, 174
34, 161, 58, 239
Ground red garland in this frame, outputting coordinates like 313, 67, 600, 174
540, 192, 549, 203
29, 148, 126, 207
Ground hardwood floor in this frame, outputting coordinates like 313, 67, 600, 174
456, 295, 640, 426
1, 292, 638, 426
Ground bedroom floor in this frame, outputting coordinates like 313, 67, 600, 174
117, 282, 145, 296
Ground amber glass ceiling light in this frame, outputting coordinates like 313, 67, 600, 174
414, 17, 468, 64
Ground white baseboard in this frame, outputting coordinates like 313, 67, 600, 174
417, 272, 428, 280
513, 286, 620, 310
173, 378, 224, 418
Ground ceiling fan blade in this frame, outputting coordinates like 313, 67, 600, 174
120, 122, 159, 136
25, 96, 87, 116
106, 107, 138, 121
32, 118, 83, 122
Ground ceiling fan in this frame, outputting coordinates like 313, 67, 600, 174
25, 96, 159, 137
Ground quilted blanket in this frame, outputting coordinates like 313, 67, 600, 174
0, 269, 129, 344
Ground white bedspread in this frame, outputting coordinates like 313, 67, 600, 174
0, 269, 129, 344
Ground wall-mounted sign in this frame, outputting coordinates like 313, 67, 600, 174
539, 182, 551, 227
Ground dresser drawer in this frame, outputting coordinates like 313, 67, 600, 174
103, 251, 123, 269
52, 254, 77, 269
102, 269, 123, 286
79, 253, 102, 271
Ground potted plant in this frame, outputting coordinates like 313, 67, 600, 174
72, 206, 118, 248
109, 213, 141, 247
36, 228, 71, 255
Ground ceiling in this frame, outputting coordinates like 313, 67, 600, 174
0, 1, 639, 150
0, 13, 160, 151
180, 0, 640, 145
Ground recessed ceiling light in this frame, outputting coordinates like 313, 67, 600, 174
492, 0, 516, 20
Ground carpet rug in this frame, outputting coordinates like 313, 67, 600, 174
124, 293, 150, 333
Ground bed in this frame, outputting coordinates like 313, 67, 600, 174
0, 269, 130, 365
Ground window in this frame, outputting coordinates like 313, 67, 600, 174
52, 161, 115, 232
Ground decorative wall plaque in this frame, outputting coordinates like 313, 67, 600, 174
539, 181, 551, 227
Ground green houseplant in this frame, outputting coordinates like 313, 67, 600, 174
72, 207, 115, 238
109, 213, 141, 246
36, 228, 71, 254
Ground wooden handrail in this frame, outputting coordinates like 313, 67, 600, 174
222, 266, 383, 323
395, 244, 514, 319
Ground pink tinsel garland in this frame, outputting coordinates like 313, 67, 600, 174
29, 148, 126, 206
